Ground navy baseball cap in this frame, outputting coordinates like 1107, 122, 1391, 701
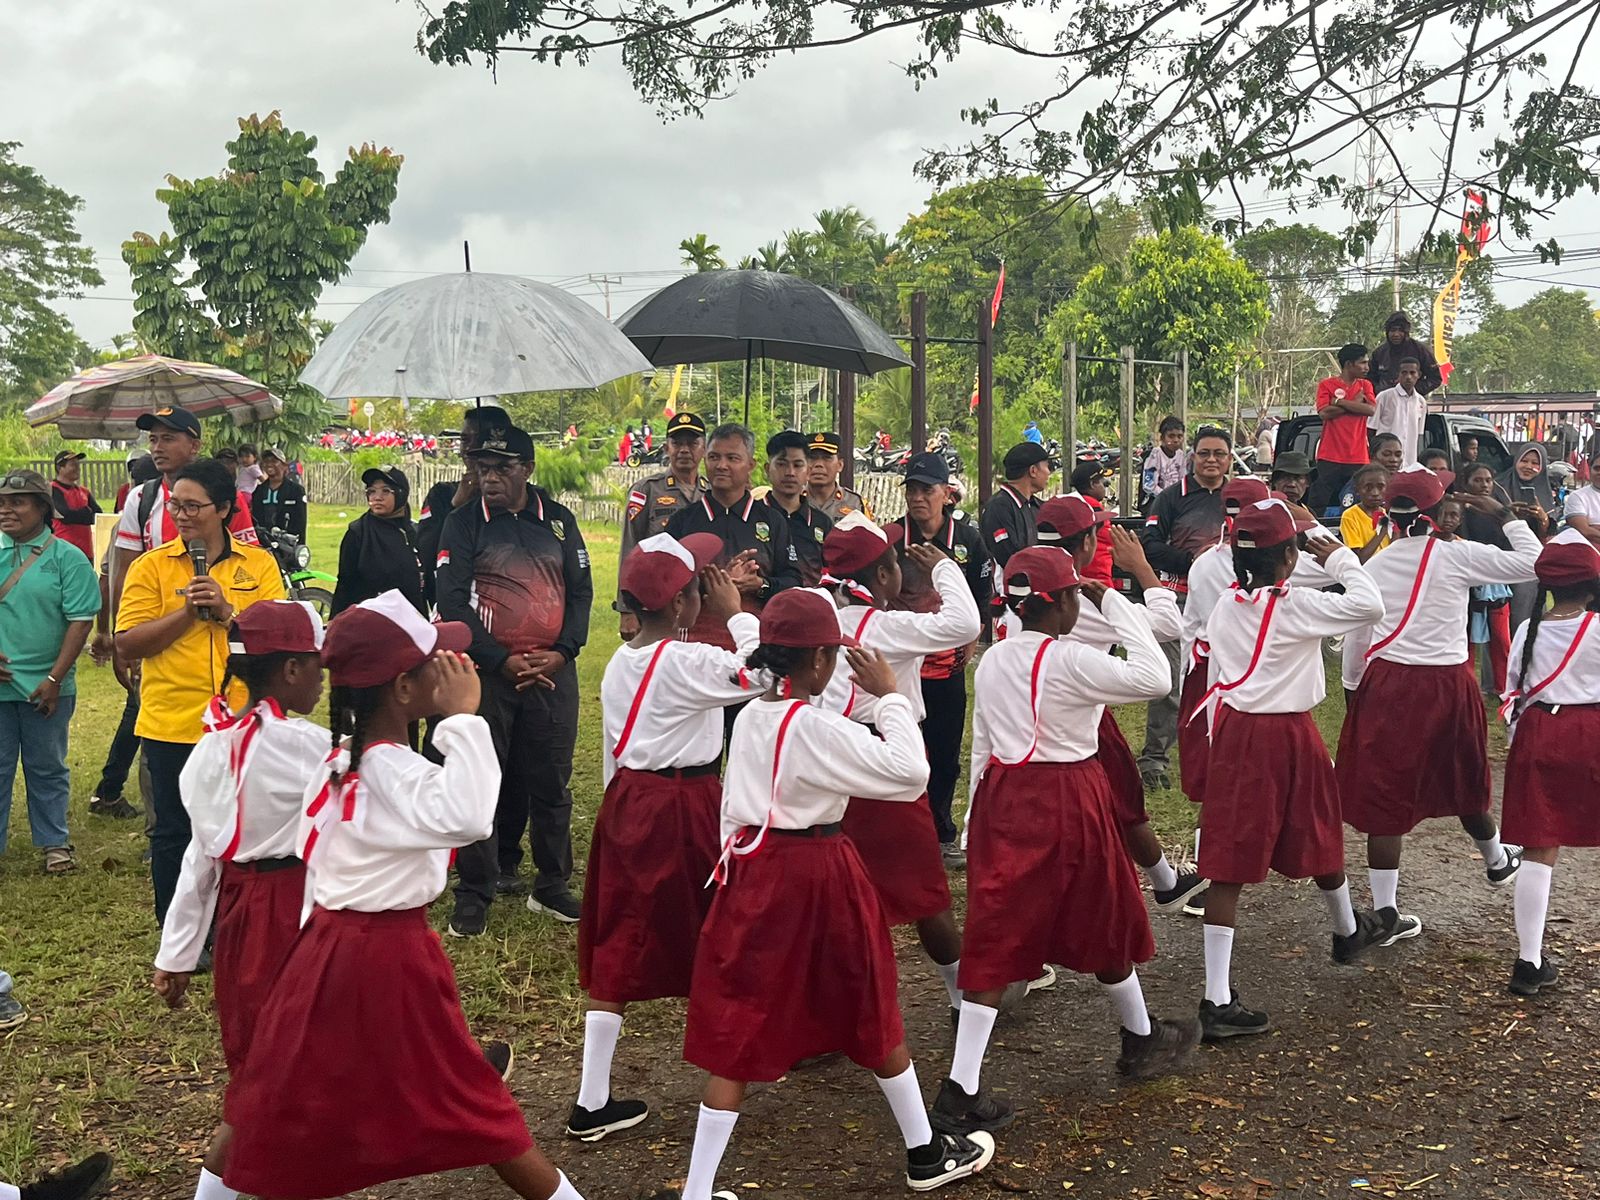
136, 407, 202, 438
903, 452, 951, 486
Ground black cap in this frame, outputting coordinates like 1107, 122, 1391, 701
53, 450, 86, 467
766, 430, 809, 458
362, 464, 411, 504
470, 427, 535, 461
666, 412, 707, 437
806, 431, 841, 454
135, 407, 202, 438
1003, 442, 1052, 477
903, 452, 951, 487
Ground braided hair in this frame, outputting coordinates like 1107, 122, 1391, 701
326, 682, 389, 785
219, 650, 298, 709
739, 643, 812, 681
1512, 580, 1600, 723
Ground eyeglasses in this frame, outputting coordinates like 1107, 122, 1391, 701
474, 459, 525, 476
365, 485, 396, 498
164, 499, 216, 517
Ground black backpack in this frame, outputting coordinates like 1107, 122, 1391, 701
135, 479, 163, 546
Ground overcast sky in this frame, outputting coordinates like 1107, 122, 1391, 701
9, 0, 1599, 353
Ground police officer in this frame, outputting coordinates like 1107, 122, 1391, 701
618, 411, 707, 637
805, 431, 873, 521
763, 430, 833, 586
979, 441, 1051, 570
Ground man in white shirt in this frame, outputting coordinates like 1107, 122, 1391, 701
1562, 479, 1600, 547
1368, 358, 1427, 467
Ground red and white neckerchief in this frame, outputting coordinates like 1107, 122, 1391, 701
299, 739, 401, 863
820, 571, 877, 606
710, 699, 807, 885
1364, 536, 1438, 663
611, 639, 672, 761
199, 696, 286, 861
984, 638, 1055, 772
1500, 611, 1597, 725
702, 493, 756, 522
1188, 585, 1285, 734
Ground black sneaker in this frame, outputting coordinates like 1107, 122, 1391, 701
0, 993, 26, 1030
907, 1130, 995, 1192
940, 841, 967, 870
447, 901, 488, 938
495, 871, 528, 896
1153, 871, 1208, 914
481, 1039, 514, 1082
948, 1006, 960, 1034
566, 1096, 650, 1141
1376, 907, 1423, 947
1139, 768, 1171, 792
1182, 889, 1208, 918
1487, 845, 1523, 887
1198, 994, 1272, 1042
1332, 909, 1388, 965
929, 1076, 1015, 1135
1116, 1015, 1201, 1080
528, 890, 581, 923
1509, 958, 1559, 997
21, 1153, 113, 1200
88, 795, 140, 819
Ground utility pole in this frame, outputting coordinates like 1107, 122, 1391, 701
588, 274, 623, 319
1391, 187, 1403, 313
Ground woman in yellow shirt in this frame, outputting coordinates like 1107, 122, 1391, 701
116, 459, 285, 924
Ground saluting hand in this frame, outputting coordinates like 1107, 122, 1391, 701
432, 651, 483, 716
846, 646, 898, 698
701, 565, 742, 622
1108, 525, 1158, 588
904, 542, 945, 572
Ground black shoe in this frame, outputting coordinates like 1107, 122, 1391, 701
88, 795, 140, 819
1139, 768, 1171, 792
481, 1039, 514, 1081
495, 872, 529, 896
929, 1076, 1015, 1135
1332, 909, 1387, 965
1182, 889, 1207, 918
1116, 1015, 1201, 1080
193, 946, 213, 976
1153, 870, 1208, 914
1376, 907, 1423, 947
1198, 994, 1272, 1042
948, 1006, 960, 1034
1509, 958, 1559, 997
447, 901, 488, 938
907, 1130, 995, 1192
528, 890, 581, 923
566, 1095, 650, 1141
940, 840, 967, 870
0, 993, 26, 1030
21, 1153, 113, 1200
1487, 845, 1523, 887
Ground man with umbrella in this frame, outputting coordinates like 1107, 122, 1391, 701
763, 430, 833, 586
806, 430, 873, 522
417, 404, 513, 601
616, 411, 707, 637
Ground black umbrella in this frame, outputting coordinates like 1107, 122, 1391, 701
617, 269, 911, 421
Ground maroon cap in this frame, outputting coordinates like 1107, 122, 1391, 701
1230, 498, 1317, 550
228, 600, 325, 657
1002, 547, 1081, 601
759, 589, 857, 648
1037, 495, 1111, 543
1384, 465, 1450, 512
1221, 477, 1270, 514
822, 520, 904, 577
1536, 529, 1600, 588
618, 532, 722, 611
323, 590, 472, 688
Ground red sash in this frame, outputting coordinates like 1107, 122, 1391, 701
1365, 537, 1438, 662
611, 640, 671, 761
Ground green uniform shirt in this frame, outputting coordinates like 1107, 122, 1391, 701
0, 526, 101, 703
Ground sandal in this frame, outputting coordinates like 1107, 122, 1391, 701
43, 845, 76, 874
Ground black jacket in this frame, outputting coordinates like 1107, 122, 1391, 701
252, 476, 307, 542
765, 496, 833, 587
416, 478, 466, 598
1368, 337, 1443, 395
1141, 475, 1225, 591
887, 513, 992, 681
331, 512, 426, 617
978, 484, 1041, 570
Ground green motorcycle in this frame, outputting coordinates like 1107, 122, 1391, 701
266, 528, 337, 619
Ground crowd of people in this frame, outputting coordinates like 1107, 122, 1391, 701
317, 428, 442, 455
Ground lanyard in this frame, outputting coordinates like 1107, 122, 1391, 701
1189, 587, 1283, 732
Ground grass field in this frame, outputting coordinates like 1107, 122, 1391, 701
0, 504, 1396, 1182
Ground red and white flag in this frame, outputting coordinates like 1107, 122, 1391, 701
970, 264, 1007, 412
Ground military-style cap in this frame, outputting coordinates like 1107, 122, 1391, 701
470, 428, 536, 461
807, 431, 842, 454
666, 412, 707, 437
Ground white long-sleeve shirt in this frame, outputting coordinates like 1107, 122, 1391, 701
1203, 546, 1384, 716
600, 614, 760, 785
1182, 541, 1338, 669
818, 558, 981, 721
969, 591, 1171, 802
297, 714, 500, 919
719, 693, 928, 848
1365, 523, 1540, 667
997, 575, 1180, 646
1503, 612, 1600, 739
155, 704, 329, 973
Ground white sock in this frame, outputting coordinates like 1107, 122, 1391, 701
193, 1169, 237, 1200
1143, 854, 1178, 893
948, 1000, 998, 1093
682, 1104, 739, 1200
1515, 861, 1554, 968
1320, 881, 1358, 937
547, 1172, 585, 1200
576, 1010, 622, 1111
2, 1182, 22, 1200
1100, 970, 1153, 1036
935, 959, 962, 1008
875, 1062, 935, 1150
1194, 828, 1201, 858
1369, 867, 1399, 913
1474, 833, 1508, 871
1202, 924, 1234, 1007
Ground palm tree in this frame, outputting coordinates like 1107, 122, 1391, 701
678, 234, 726, 273
755, 241, 789, 272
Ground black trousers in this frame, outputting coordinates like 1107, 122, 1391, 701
96, 687, 141, 801
920, 672, 967, 845
454, 663, 578, 909
1309, 460, 1361, 514
143, 738, 195, 925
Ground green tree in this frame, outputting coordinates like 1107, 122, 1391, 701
1454, 288, 1600, 392
0, 143, 102, 399
679, 233, 726, 272
122, 112, 402, 452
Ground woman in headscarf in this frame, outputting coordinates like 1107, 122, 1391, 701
331, 465, 426, 616
1497, 444, 1556, 631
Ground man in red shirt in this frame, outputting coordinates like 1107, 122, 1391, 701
1310, 343, 1377, 513
50, 451, 100, 560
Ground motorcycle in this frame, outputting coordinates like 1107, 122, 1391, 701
855, 443, 908, 474
626, 443, 667, 468
267, 528, 336, 619
924, 429, 964, 476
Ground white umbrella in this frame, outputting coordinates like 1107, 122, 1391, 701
26, 355, 282, 439
299, 272, 653, 402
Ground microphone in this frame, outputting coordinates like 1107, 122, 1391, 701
187, 539, 212, 621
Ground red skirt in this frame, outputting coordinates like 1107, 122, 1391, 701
1198, 709, 1344, 884
959, 759, 1154, 991
1098, 710, 1148, 828
841, 793, 952, 925
1177, 663, 1211, 802
580, 767, 722, 1003
224, 907, 532, 1199
1336, 659, 1491, 836
1502, 704, 1600, 847
685, 832, 904, 1082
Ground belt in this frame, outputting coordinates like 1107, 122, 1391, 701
769, 822, 842, 839
227, 856, 302, 874
647, 761, 720, 779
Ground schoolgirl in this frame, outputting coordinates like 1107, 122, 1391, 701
677, 588, 993, 1198
814, 516, 981, 1017
1192, 500, 1388, 1041
934, 547, 1195, 1137
1337, 465, 1541, 945
569, 534, 760, 1142
151, 601, 329, 1200
224, 591, 588, 1200
1499, 529, 1600, 996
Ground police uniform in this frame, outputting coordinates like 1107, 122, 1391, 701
806, 431, 873, 522
616, 412, 708, 613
